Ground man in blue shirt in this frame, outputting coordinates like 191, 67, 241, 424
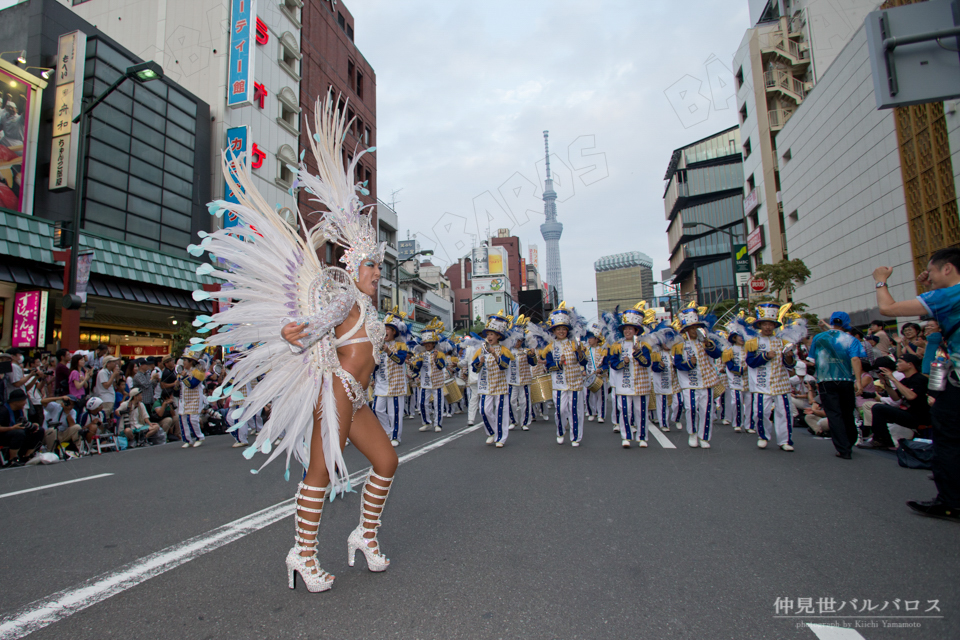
874, 248, 960, 523
808, 311, 866, 459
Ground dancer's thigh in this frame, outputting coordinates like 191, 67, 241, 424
347, 405, 398, 476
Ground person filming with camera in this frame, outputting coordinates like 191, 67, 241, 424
0, 388, 43, 466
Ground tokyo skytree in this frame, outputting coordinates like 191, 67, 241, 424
540, 130, 564, 301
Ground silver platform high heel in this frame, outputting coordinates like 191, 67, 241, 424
347, 471, 393, 572
286, 481, 334, 592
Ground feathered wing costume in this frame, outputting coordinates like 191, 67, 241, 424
186, 92, 383, 498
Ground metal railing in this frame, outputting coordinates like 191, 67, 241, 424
768, 107, 796, 130
760, 31, 801, 61
763, 69, 805, 100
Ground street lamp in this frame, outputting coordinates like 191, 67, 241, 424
682, 221, 741, 302
0, 50, 27, 65
62, 60, 164, 311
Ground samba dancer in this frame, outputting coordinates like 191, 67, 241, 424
606, 304, 654, 448
673, 304, 723, 448
411, 324, 446, 433
745, 303, 803, 452
584, 326, 609, 423
374, 311, 409, 446
192, 93, 398, 593
542, 303, 588, 447
721, 316, 753, 434
507, 316, 536, 431
473, 314, 515, 447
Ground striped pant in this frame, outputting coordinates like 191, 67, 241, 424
655, 393, 684, 427
753, 393, 792, 446
726, 389, 751, 430
179, 414, 204, 443
587, 382, 608, 419
481, 394, 508, 445
555, 389, 584, 443
375, 395, 403, 442
617, 394, 647, 441
508, 385, 531, 427
684, 388, 713, 441
420, 388, 444, 428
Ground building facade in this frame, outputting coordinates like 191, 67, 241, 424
664, 126, 746, 305
779, 9, 960, 326
0, 0, 213, 352
377, 198, 399, 312
734, 0, 880, 271
593, 252, 654, 316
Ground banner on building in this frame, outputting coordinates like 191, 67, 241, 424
223, 126, 249, 227
76, 251, 94, 304
12, 291, 48, 348
49, 30, 85, 192
471, 299, 484, 325
520, 258, 527, 287
488, 252, 503, 276
472, 246, 489, 276
227, 0, 257, 107
472, 276, 509, 296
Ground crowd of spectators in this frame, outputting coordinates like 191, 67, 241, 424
0, 346, 230, 467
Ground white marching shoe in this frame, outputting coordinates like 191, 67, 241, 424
733, 426, 742, 433
780, 443, 795, 452
418, 424, 431, 432
486, 434, 496, 445
699, 438, 711, 449
347, 472, 393, 573
597, 417, 605, 424
721, 419, 731, 425
556, 436, 564, 444
587, 415, 595, 422
638, 439, 648, 448
688, 434, 698, 448
390, 439, 399, 447
757, 438, 768, 449
621, 439, 631, 449
286, 482, 334, 593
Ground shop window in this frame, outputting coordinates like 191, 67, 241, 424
277, 86, 301, 136
276, 144, 298, 190
280, 0, 303, 28
279, 32, 301, 81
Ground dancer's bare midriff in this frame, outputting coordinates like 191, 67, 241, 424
335, 303, 375, 388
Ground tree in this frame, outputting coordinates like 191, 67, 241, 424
171, 322, 199, 359
754, 258, 811, 299
467, 316, 485, 336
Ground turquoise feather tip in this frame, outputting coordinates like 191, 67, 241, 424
243, 446, 257, 459
192, 290, 210, 301
196, 263, 215, 276
284, 469, 290, 482
230, 390, 245, 401
262, 439, 272, 454
186, 244, 205, 257
188, 343, 207, 352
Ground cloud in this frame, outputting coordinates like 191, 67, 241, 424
348, 0, 750, 321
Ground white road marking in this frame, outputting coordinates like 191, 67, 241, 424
0, 425, 481, 640
0, 473, 114, 500
646, 426, 677, 449
806, 623, 868, 639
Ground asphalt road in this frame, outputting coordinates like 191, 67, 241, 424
1, 410, 957, 640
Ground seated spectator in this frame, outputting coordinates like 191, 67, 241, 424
863, 354, 930, 450
896, 322, 925, 360
868, 319, 894, 355
41, 395, 82, 456
0, 389, 43, 466
151, 389, 179, 441
117, 388, 160, 445
80, 397, 108, 445
789, 361, 816, 419
804, 402, 830, 436
864, 335, 885, 366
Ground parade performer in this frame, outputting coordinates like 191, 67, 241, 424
721, 315, 753, 434
374, 310, 409, 447
506, 315, 536, 431
584, 324, 609, 424
411, 320, 446, 433
605, 303, 655, 449
673, 304, 724, 448
541, 303, 588, 446
473, 313, 514, 447
187, 92, 397, 593
649, 322, 684, 432
745, 303, 805, 452
177, 350, 207, 448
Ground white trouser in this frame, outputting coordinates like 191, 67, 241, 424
587, 382, 608, 419
508, 385, 531, 427
726, 389, 751, 430
467, 382, 480, 423
481, 394, 508, 445
753, 393, 793, 446
617, 394, 647, 441
420, 388, 443, 427
716, 390, 726, 420
179, 414, 204, 443
554, 389, 585, 442
375, 395, 403, 442
683, 388, 714, 441
655, 392, 684, 426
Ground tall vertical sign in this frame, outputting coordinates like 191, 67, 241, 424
528, 245, 540, 274
12, 291, 48, 348
49, 31, 86, 191
228, 0, 256, 107
223, 126, 249, 228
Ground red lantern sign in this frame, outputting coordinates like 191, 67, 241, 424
750, 277, 767, 293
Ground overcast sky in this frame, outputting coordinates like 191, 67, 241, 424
348, 0, 750, 320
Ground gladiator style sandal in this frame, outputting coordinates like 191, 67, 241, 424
286, 482, 334, 592
347, 472, 393, 572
